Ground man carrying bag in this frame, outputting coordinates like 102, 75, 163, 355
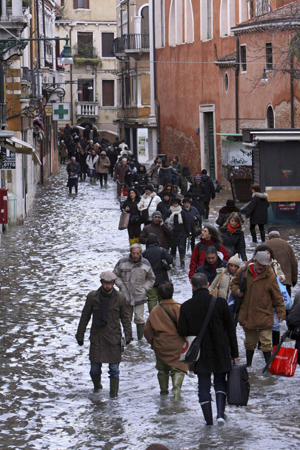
177, 273, 238, 426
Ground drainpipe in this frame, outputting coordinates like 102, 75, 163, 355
290, 54, 294, 129
69, 27, 73, 126
153, 0, 160, 152
234, 34, 239, 134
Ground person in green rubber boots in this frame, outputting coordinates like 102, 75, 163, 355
76, 271, 132, 397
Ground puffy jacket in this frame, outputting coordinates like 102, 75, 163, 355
216, 205, 243, 227
208, 267, 234, 302
95, 155, 111, 174
137, 192, 162, 219
183, 205, 201, 236
113, 255, 155, 306
187, 183, 205, 215
195, 257, 227, 285
139, 221, 173, 249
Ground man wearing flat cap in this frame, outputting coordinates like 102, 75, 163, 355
76, 270, 132, 397
231, 251, 286, 367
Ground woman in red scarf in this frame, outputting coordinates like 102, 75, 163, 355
220, 213, 247, 262
189, 225, 230, 279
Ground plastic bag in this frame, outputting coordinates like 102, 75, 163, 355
269, 346, 298, 377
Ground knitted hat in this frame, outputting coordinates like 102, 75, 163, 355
100, 271, 117, 282
228, 253, 241, 267
254, 251, 270, 266
195, 174, 202, 181
152, 211, 162, 219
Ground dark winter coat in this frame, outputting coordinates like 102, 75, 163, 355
157, 199, 171, 217
216, 205, 243, 227
178, 173, 194, 196
189, 239, 230, 279
121, 198, 141, 224
187, 183, 205, 215
220, 226, 247, 261
142, 243, 173, 286
139, 222, 173, 249
201, 174, 216, 203
75, 288, 132, 364
164, 208, 190, 247
114, 163, 130, 184
158, 165, 179, 186
231, 262, 286, 329
78, 152, 88, 172
266, 235, 298, 287
183, 205, 201, 236
245, 191, 269, 224
177, 288, 238, 374
135, 167, 149, 187
66, 161, 80, 178
195, 257, 228, 285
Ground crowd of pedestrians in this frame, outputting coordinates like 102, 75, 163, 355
73, 135, 299, 434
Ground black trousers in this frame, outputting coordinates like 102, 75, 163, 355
68, 178, 78, 194
99, 173, 108, 187
250, 223, 265, 242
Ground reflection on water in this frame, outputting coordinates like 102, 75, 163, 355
0, 167, 299, 450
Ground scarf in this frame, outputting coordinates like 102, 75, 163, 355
95, 287, 113, 327
227, 223, 239, 234
201, 238, 214, 246
167, 205, 183, 225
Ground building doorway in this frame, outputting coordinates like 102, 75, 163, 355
199, 104, 216, 179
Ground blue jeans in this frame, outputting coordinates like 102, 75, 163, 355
197, 372, 227, 404
90, 362, 120, 379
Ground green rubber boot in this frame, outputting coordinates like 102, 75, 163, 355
136, 323, 145, 340
171, 370, 185, 402
157, 371, 169, 395
110, 378, 119, 398
91, 374, 103, 391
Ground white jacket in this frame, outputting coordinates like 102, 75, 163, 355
86, 154, 99, 170
137, 192, 161, 219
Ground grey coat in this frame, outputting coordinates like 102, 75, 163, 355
113, 255, 155, 305
76, 288, 132, 363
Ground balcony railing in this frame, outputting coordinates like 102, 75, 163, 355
111, 34, 149, 55
75, 102, 98, 118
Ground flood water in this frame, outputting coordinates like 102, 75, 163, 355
0, 166, 299, 450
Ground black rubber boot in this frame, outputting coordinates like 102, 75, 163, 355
110, 378, 119, 398
91, 374, 103, 391
216, 392, 226, 425
200, 402, 213, 426
136, 323, 145, 340
263, 352, 271, 364
246, 350, 254, 367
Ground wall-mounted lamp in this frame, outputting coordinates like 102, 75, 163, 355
195, 126, 200, 135
262, 68, 268, 83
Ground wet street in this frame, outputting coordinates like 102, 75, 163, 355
0, 166, 300, 450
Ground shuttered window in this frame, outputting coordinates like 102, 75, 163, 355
102, 80, 115, 106
73, 0, 89, 9
102, 33, 114, 58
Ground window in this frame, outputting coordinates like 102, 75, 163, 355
201, 0, 213, 41
256, 0, 269, 15
266, 42, 273, 70
185, 0, 194, 43
77, 79, 93, 102
224, 72, 229, 92
77, 32, 93, 57
141, 6, 149, 35
267, 105, 274, 128
73, 0, 89, 8
102, 33, 114, 58
168, 0, 185, 45
240, 45, 246, 72
155, 0, 165, 48
61, 0, 65, 6
102, 81, 115, 106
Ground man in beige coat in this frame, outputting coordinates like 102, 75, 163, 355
144, 282, 187, 401
231, 251, 286, 367
95, 150, 111, 187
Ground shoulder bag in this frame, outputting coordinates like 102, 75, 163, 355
140, 196, 154, 224
159, 303, 177, 328
210, 269, 225, 297
179, 296, 217, 365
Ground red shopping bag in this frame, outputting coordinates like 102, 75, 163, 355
269, 346, 298, 377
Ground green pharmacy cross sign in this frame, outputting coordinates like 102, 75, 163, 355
53, 103, 70, 121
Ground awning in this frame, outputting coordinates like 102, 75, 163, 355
1, 136, 42, 165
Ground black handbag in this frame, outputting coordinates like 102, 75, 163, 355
140, 197, 154, 224
180, 296, 217, 364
